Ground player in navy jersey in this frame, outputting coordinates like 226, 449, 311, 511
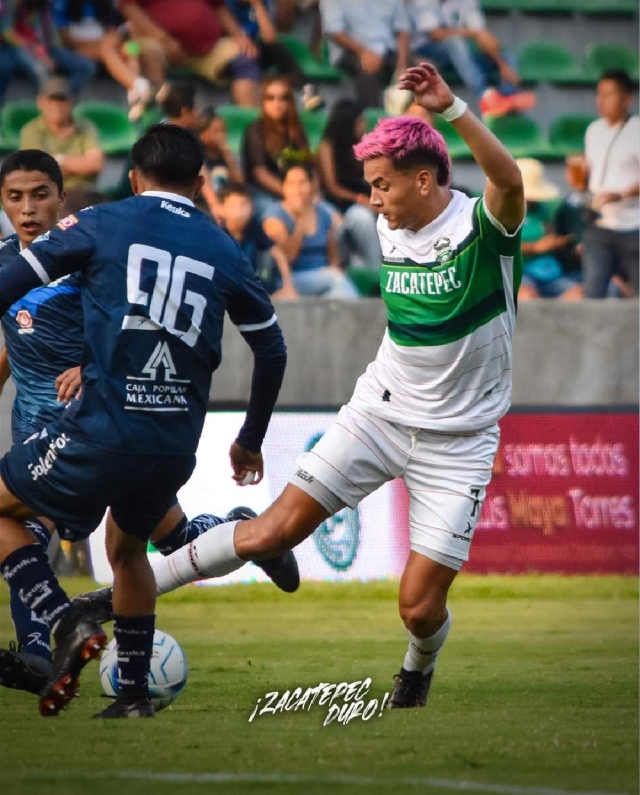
0, 126, 289, 719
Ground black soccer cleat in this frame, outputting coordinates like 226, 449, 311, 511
0, 642, 53, 695
94, 695, 155, 719
71, 586, 114, 625
387, 667, 435, 709
39, 610, 107, 717
226, 506, 300, 593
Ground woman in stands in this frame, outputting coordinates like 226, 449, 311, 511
242, 75, 311, 216
317, 99, 382, 274
263, 162, 358, 298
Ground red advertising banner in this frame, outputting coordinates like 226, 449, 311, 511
460, 412, 639, 574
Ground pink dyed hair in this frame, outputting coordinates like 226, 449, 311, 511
353, 116, 451, 185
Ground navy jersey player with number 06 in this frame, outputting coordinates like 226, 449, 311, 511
0, 124, 288, 719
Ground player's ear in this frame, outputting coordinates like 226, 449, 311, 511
58, 189, 66, 211
416, 168, 433, 197
192, 173, 205, 200
129, 169, 139, 195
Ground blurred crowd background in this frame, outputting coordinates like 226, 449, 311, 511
0, 0, 638, 301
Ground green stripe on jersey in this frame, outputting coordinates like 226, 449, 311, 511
380, 200, 521, 348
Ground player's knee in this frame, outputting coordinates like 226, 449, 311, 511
399, 594, 448, 637
106, 533, 147, 569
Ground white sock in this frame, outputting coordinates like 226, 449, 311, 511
152, 520, 243, 594
403, 608, 452, 674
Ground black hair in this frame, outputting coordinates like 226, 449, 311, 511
392, 149, 450, 186
65, 0, 115, 25
200, 106, 218, 125
218, 181, 250, 202
323, 98, 364, 148
599, 70, 635, 95
282, 161, 315, 181
160, 82, 197, 119
131, 123, 204, 188
0, 149, 63, 193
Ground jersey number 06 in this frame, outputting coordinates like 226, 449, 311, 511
122, 243, 214, 347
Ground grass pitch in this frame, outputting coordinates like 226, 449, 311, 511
0, 576, 637, 795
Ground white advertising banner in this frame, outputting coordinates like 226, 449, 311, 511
89, 412, 410, 585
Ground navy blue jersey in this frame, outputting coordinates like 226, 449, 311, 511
0, 234, 83, 433
0, 192, 286, 456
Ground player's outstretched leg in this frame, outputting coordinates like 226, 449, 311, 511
388, 552, 456, 709
151, 486, 329, 595
225, 507, 300, 593
93, 514, 156, 719
0, 519, 54, 694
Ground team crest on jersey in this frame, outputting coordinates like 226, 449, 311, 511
433, 236, 453, 265
32, 231, 50, 244
16, 309, 34, 333
56, 214, 78, 231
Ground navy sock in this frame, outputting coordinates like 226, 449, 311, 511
1, 545, 72, 633
8, 520, 52, 659
9, 588, 51, 660
113, 614, 155, 698
24, 519, 51, 549
153, 514, 226, 556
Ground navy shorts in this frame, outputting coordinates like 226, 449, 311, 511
0, 420, 195, 542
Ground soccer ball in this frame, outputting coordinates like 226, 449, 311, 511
99, 629, 188, 711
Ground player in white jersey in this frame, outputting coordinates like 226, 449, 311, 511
148, 63, 525, 708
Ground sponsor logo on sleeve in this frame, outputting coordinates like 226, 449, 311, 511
16, 309, 34, 334
56, 214, 79, 231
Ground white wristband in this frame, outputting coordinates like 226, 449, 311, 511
439, 96, 468, 122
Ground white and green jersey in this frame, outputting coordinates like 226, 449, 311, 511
350, 190, 523, 432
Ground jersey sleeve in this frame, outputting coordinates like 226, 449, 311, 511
476, 196, 523, 256
0, 209, 98, 316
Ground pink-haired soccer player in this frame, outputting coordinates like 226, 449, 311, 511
147, 63, 525, 708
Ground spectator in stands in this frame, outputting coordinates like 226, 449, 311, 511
242, 75, 311, 216
263, 163, 359, 298
225, 0, 322, 109
200, 108, 244, 195
317, 99, 382, 273
274, 0, 320, 55
101, 22, 168, 122
319, 0, 410, 110
117, 0, 260, 106
0, 0, 95, 104
20, 77, 104, 192
158, 82, 223, 219
406, 0, 535, 117
53, 0, 117, 62
517, 159, 581, 301
217, 181, 294, 296
582, 70, 639, 298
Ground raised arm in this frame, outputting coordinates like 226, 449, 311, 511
0, 212, 96, 316
399, 62, 524, 232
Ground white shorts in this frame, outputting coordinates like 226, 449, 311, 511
289, 404, 500, 570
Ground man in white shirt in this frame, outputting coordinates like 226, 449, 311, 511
319, 0, 410, 109
583, 70, 639, 297
406, 0, 535, 117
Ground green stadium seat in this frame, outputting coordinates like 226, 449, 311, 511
484, 114, 557, 159
518, 41, 589, 84
549, 114, 596, 156
300, 110, 328, 152
0, 101, 39, 150
480, 0, 514, 12
73, 102, 137, 155
347, 266, 380, 297
508, 0, 576, 12
585, 43, 639, 80
432, 115, 471, 160
278, 34, 344, 82
215, 105, 259, 155
581, 0, 638, 14
363, 108, 387, 131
